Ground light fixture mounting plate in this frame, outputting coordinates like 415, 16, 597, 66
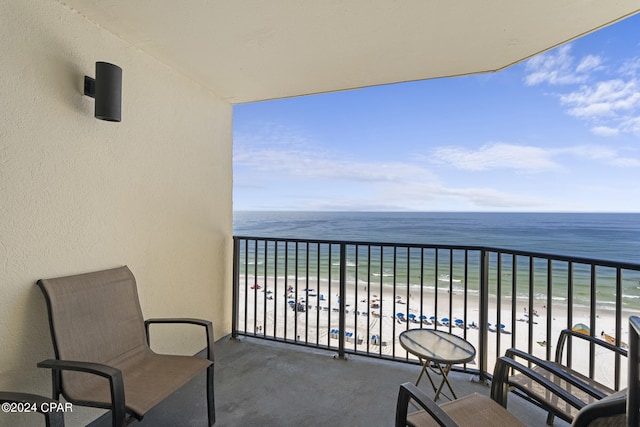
84, 76, 96, 98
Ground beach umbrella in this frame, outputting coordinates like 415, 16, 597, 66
454, 319, 464, 325
420, 315, 427, 320
572, 323, 590, 335
396, 312, 405, 318
441, 317, 449, 323
408, 314, 416, 319
429, 316, 436, 321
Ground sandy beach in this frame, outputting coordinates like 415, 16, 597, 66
237, 274, 640, 390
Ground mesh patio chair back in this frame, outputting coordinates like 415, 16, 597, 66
37, 266, 214, 426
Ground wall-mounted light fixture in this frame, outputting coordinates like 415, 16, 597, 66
84, 62, 122, 122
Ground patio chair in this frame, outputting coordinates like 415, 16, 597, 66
396, 353, 546, 426
396, 384, 525, 427
396, 353, 629, 427
570, 389, 627, 427
36, 266, 215, 427
570, 314, 640, 426
505, 328, 627, 424
0, 391, 65, 427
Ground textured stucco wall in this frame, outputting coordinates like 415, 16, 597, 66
0, 1, 232, 425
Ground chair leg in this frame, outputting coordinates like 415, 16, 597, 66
206, 365, 215, 426
546, 411, 555, 425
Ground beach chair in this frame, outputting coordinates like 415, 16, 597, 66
0, 391, 65, 427
505, 328, 627, 424
396, 338, 631, 427
36, 266, 215, 427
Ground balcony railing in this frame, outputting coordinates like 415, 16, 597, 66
232, 236, 640, 388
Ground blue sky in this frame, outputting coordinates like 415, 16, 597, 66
233, 15, 640, 212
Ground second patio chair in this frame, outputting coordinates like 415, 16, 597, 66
396, 352, 628, 426
36, 266, 215, 427
505, 328, 627, 424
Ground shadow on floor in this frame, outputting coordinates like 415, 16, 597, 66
88, 335, 564, 427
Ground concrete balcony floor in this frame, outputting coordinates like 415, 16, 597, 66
91, 336, 569, 427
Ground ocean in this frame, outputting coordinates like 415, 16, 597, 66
234, 211, 640, 263
233, 212, 640, 309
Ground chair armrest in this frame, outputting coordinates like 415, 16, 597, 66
396, 382, 458, 427
556, 329, 628, 362
505, 348, 606, 399
144, 318, 214, 361
37, 359, 125, 426
571, 392, 627, 427
491, 356, 587, 413
0, 391, 65, 427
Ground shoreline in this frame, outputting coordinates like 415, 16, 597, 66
237, 272, 640, 313
237, 274, 639, 389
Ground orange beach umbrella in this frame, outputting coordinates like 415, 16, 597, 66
572, 323, 590, 335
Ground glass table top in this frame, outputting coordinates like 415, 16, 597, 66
399, 329, 476, 364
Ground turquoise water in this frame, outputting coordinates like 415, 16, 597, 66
233, 212, 640, 308
234, 212, 640, 261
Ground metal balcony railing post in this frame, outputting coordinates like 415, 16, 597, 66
231, 237, 240, 339
615, 268, 623, 390
338, 243, 347, 359
589, 264, 597, 378
479, 248, 489, 381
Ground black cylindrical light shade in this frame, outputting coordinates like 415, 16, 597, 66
94, 62, 122, 122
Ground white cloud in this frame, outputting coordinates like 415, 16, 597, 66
234, 128, 557, 210
234, 126, 438, 183
559, 78, 640, 135
524, 45, 596, 86
558, 145, 640, 168
621, 116, 640, 134
446, 187, 548, 208
430, 142, 640, 172
524, 46, 640, 136
396, 183, 550, 209
304, 183, 550, 211
560, 79, 640, 118
576, 55, 603, 73
430, 143, 559, 172
590, 126, 619, 137
235, 143, 435, 183
619, 56, 640, 76
234, 124, 640, 212
560, 145, 616, 160
610, 157, 640, 168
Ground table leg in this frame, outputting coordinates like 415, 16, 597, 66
433, 363, 456, 401
416, 358, 438, 393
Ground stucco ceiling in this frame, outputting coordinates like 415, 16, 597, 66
60, 0, 640, 104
